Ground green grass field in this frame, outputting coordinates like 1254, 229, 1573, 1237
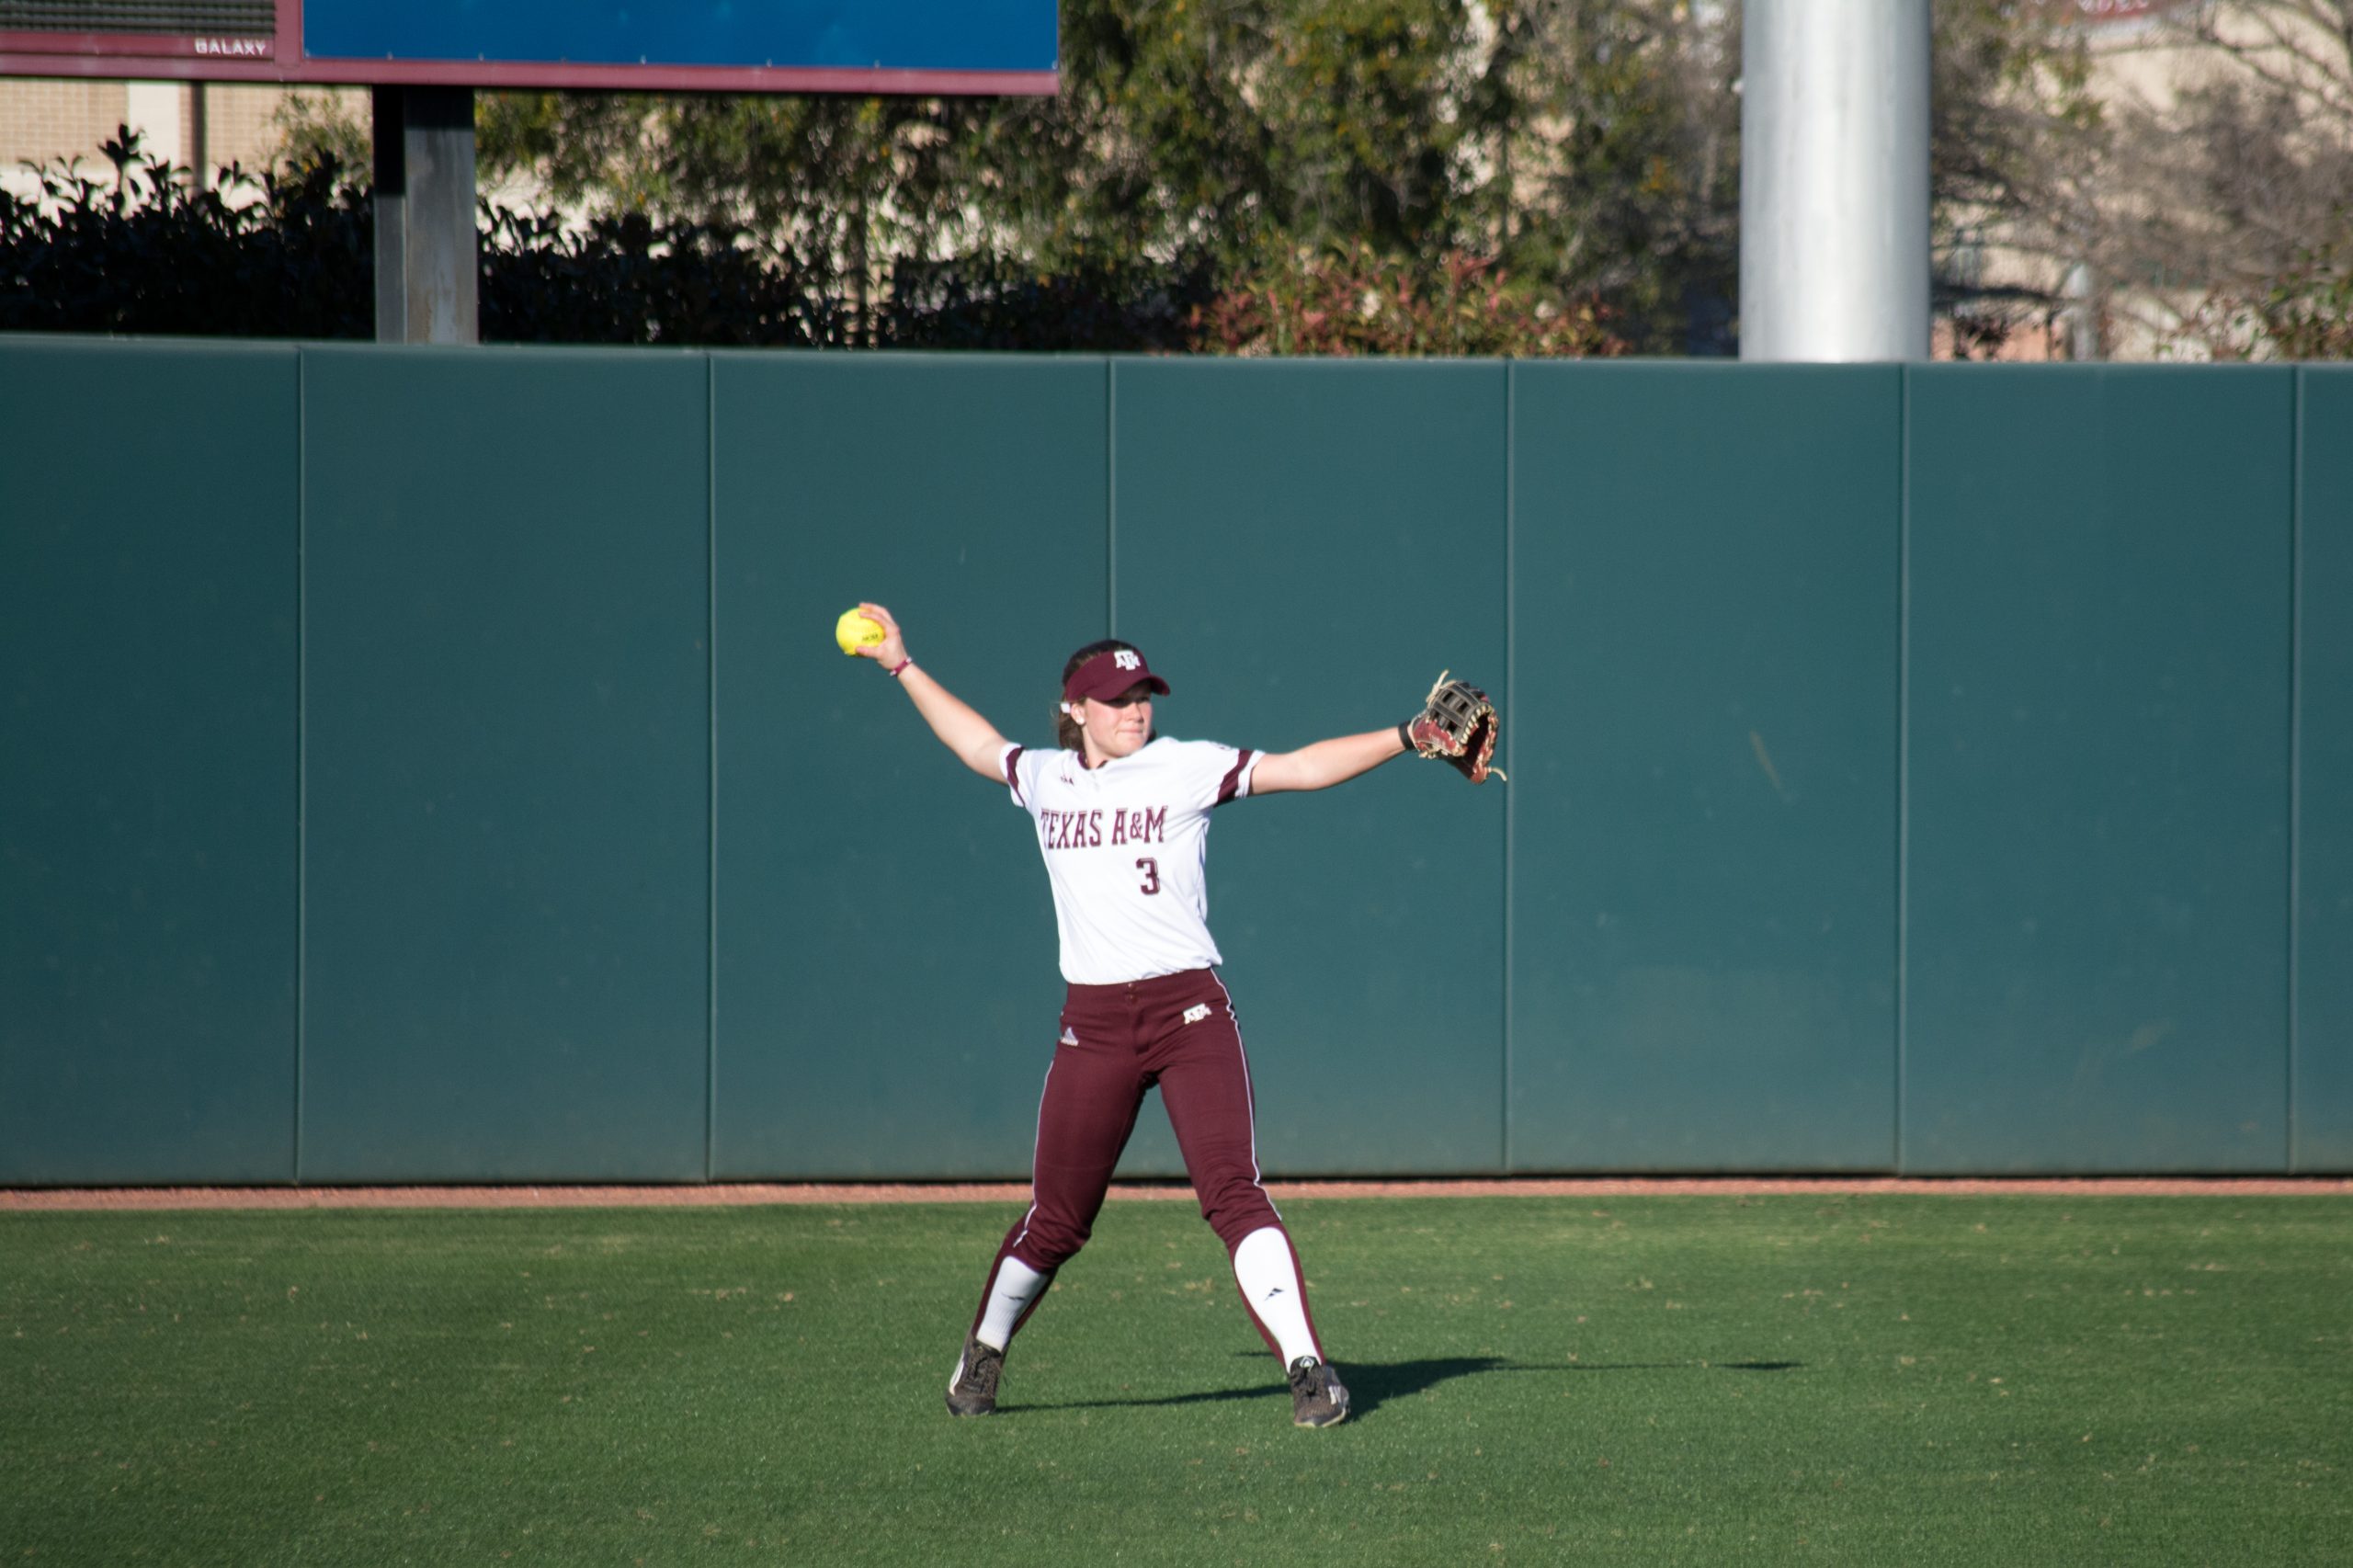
4, 1193, 2347, 1565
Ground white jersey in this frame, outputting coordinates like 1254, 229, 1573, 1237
1000, 736, 1260, 985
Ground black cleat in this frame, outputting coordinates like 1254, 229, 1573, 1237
947, 1335, 1004, 1417
1287, 1356, 1349, 1428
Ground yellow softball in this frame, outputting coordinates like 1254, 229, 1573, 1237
835, 608, 886, 655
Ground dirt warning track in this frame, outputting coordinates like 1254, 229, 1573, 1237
5, 1176, 2347, 1210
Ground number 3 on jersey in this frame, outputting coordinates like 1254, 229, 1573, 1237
1136, 857, 1160, 895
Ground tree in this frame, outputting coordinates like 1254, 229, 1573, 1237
468, 1, 1729, 351
1449, 3, 1738, 349
1920, 0, 2109, 355
2098, 2, 2353, 355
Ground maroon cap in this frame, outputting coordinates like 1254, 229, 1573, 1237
1063, 646, 1171, 704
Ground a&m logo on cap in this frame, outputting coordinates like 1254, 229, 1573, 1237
1114, 651, 1142, 671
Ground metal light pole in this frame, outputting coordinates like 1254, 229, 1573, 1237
1739, 0, 1931, 361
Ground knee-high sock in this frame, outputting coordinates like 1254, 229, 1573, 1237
974, 1256, 1050, 1351
1231, 1225, 1322, 1367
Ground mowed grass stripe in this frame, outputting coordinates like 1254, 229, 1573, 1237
2, 1196, 2347, 1566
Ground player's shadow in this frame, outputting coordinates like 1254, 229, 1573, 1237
1337, 1356, 1802, 1417
1020, 1355, 1800, 1420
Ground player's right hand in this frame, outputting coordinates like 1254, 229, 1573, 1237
856, 602, 909, 669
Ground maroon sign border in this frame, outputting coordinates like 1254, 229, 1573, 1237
0, 1, 1056, 96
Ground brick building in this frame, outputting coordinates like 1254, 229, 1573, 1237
1, 76, 359, 198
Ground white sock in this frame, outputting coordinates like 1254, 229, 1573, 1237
974, 1256, 1049, 1350
1231, 1226, 1321, 1367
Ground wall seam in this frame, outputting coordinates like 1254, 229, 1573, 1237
705, 353, 721, 1185
293, 347, 309, 1187
2290, 366, 2304, 1173
1895, 365, 1913, 1176
1107, 358, 1119, 638
1502, 361, 1517, 1175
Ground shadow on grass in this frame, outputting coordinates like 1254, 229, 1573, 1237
1017, 1355, 1801, 1420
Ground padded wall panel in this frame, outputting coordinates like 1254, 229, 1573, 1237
1510, 364, 1901, 1171
1904, 367, 2292, 1173
0, 341, 301, 1183
710, 355, 1108, 1178
1111, 359, 1508, 1175
2295, 368, 2353, 1171
1, 342, 2325, 1185
300, 347, 712, 1181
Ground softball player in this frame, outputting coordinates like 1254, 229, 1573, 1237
848, 602, 1418, 1428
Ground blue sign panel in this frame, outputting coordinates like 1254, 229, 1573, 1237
303, 0, 1056, 74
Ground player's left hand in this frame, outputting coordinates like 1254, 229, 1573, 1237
1404, 670, 1506, 784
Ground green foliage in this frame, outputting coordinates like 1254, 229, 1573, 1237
1191, 241, 1624, 354
23, 4, 2112, 356
468, 0, 1706, 353
0, 131, 1212, 348
0, 131, 852, 347
0, 131, 374, 338
880, 250, 1215, 351
3, 5, 2130, 355
2, 3, 1753, 354
2255, 236, 2353, 359
482, 208, 847, 347
2101, 3, 2353, 358
1461, 3, 1738, 348
270, 88, 373, 176
1260, 0, 1471, 258
1927, 0, 2107, 335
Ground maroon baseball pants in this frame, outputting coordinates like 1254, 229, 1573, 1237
970, 967, 1314, 1356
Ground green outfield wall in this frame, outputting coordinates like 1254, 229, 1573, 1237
3, 339, 2345, 1182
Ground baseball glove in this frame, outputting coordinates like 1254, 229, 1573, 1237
1405, 670, 1506, 784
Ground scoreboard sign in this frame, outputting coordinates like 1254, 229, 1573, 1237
0, 0, 1058, 94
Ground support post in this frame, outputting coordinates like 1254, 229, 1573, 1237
372, 85, 479, 345
1739, 0, 1930, 361
191, 82, 209, 192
